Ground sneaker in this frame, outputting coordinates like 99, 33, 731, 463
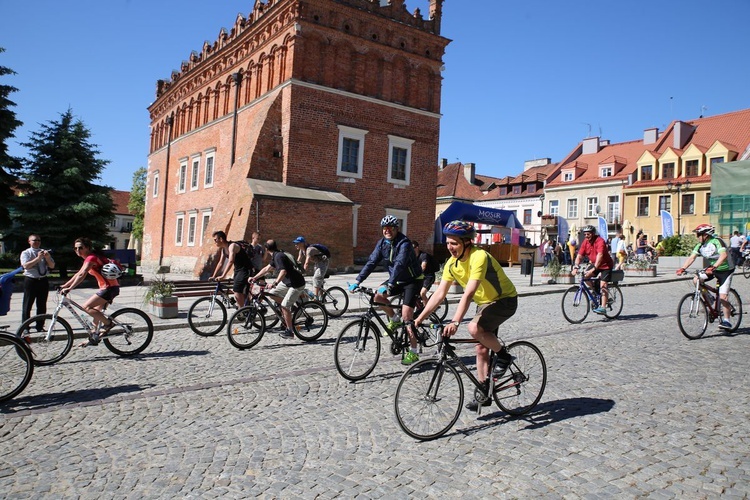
279, 329, 294, 339
465, 380, 491, 411
718, 319, 732, 330
387, 320, 403, 332
592, 307, 607, 315
401, 351, 419, 365
492, 349, 513, 377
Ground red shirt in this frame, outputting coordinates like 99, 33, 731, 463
578, 236, 614, 270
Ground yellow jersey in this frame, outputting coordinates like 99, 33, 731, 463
442, 246, 517, 304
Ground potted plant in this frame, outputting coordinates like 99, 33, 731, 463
624, 257, 657, 277
143, 274, 178, 318
541, 258, 574, 284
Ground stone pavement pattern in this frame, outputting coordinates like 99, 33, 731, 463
1, 272, 749, 498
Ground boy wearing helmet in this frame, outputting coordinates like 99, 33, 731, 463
60, 237, 121, 346
350, 215, 423, 364
572, 225, 614, 314
416, 220, 517, 411
677, 224, 735, 329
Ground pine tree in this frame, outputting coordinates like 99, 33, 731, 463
0, 47, 23, 231
12, 109, 114, 274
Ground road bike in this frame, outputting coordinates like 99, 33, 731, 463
677, 269, 742, 339
16, 290, 154, 365
226, 281, 328, 349
561, 271, 624, 323
388, 289, 449, 322
0, 327, 34, 402
312, 281, 349, 318
393, 325, 547, 440
333, 286, 441, 381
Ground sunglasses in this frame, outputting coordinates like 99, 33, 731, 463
30, 239, 41, 242
74, 246, 85, 250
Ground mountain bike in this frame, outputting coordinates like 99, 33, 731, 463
0, 328, 34, 402
742, 249, 750, 279
313, 281, 349, 318
394, 325, 547, 440
187, 279, 238, 336
333, 286, 441, 381
226, 281, 328, 349
561, 271, 624, 323
677, 269, 742, 339
16, 290, 153, 365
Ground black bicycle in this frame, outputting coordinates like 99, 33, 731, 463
187, 279, 238, 336
388, 290, 449, 322
333, 286, 441, 381
394, 326, 547, 440
0, 328, 34, 402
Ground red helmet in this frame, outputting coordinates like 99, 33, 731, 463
693, 223, 715, 236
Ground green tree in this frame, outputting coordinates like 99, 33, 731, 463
0, 47, 23, 231
128, 167, 146, 242
11, 109, 114, 275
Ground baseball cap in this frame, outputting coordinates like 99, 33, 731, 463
293, 236, 306, 244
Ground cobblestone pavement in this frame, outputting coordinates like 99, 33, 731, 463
1, 275, 749, 498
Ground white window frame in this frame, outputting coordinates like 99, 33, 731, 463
204, 149, 216, 188
178, 159, 188, 193
586, 197, 598, 218
549, 200, 559, 216
337, 125, 367, 179
152, 170, 160, 198
200, 210, 212, 243
600, 166, 612, 177
190, 155, 200, 191
607, 195, 620, 223
563, 171, 574, 182
387, 135, 414, 186
566, 198, 578, 219
175, 213, 185, 246
386, 208, 410, 236
187, 212, 198, 246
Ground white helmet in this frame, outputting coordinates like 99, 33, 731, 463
101, 262, 123, 280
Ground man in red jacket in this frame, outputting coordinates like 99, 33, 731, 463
572, 225, 614, 315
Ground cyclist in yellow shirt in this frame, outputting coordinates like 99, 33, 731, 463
416, 220, 517, 411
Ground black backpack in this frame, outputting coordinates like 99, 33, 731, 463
234, 241, 255, 263
310, 243, 331, 258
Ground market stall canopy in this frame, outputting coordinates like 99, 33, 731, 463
711, 160, 750, 196
434, 201, 524, 243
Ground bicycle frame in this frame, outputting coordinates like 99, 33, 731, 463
354, 287, 410, 346
688, 272, 723, 319
45, 293, 107, 341
571, 274, 605, 309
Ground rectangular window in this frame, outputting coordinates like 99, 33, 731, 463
637, 196, 649, 217
175, 215, 184, 246
201, 212, 212, 243
685, 159, 698, 177
586, 197, 598, 218
705, 193, 711, 214
110, 219, 117, 228
658, 195, 671, 213
563, 171, 574, 182
337, 125, 367, 178
710, 157, 724, 165
499, 187, 507, 195
387, 135, 414, 185
204, 151, 215, 187
187, 213, 197, 246
681, 194, 695, 215
512, 185, 521, 194
152, 171, 159, 198
523, 209, 532, 225
566, 199, 578, 219
178, 160, 187, 193
600, 166, 612, 177
641, 165, 652, 181
190, 157, 200, 190
607, 195, 619, 223
527, 184, 536, 193
125, 221, 132, 231
549, 200, 559, 216
662, 162, 675, 179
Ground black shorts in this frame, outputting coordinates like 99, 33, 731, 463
474, 295, 518, 333
386, 279, 424, 308
593, 269, 612, 283
422, 275, 436, 290
96, 286, 120, 303
233, 268, 251, 294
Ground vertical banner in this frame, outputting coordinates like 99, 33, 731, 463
557, 216, 569, 242
661, 210, 674, 238
598, 216, 608, 239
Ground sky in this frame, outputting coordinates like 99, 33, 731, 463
2, 0, 750, 191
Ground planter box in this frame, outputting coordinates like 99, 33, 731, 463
656, 256, 684, 271
624, 267, 657, 277
540, 272, 575, 284
150, 296, 178, 318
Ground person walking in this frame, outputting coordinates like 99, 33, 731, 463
293, 236, 330, 299
20, 234, 55, 332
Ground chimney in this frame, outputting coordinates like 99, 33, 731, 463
523, 158, 551, 171
582, 137, 600, 155
463, 163, 475, 184
644, 127, 659, 145
673, 121, 696, 150
438, 158, 448, 170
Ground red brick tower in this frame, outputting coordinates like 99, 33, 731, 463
144, 0, 448, 276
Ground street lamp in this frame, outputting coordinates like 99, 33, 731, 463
666, 179, 691, 235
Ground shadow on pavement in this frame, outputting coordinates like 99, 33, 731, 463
1, 383, 155, 414
57, 350, 211, 365
613, 313, 659, 321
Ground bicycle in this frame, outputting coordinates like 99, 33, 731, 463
226, 281, 328, 349
741, 249, 750, 279
333, 285, 441, 381
677, 269, 742, 339
308, 280, 349, 318
393, 325, 547, 440
0, 328, 34, 402
16, 290, 154, 365
388, 289, 449, 322
561, 271, 624, 323
187, 279, 238, 336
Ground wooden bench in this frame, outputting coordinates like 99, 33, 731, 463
171, 280, 219, 299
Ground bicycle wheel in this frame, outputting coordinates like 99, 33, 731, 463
227, 306, 266, 349
603, 284, 624, 319
494, 340, 547, 416
394, 359, 463, 440
320, 286, 349, 318
725, 288, 743, 333
561, 286, 589, 323
0, 333, 34, 402
103, 308, 154, 356
16, 314, 73, 366
292, 301, 328, 341
743, 260, 750, 279
187, 296, 227, 336
334, 319, 381, 381
259, 296, 281, 329
677, 293, 708, 340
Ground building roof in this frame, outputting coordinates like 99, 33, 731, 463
436, 162, 486, 200
111, 190, 134, 215
479, 161, 558, 201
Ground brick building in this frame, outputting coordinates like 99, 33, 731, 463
143, 0, 449, 276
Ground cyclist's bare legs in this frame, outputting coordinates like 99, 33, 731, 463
468, 321, 502, 382
402, 304, 417, 349
600, 280, 608, 307
83, 295, 111, 329
268, 294, 294, 330
374, 291, 396, 319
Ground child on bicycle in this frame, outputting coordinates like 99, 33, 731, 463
60, 237, 122, 346
415, 220, 516, 411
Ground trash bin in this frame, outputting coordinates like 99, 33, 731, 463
521, 259, 532, 276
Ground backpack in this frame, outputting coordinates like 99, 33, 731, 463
423, 252, 441, 274
716, 237, 736, 271
282, 251, 305, 274
310, 243, 331, 258
234, 240, 255, 263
